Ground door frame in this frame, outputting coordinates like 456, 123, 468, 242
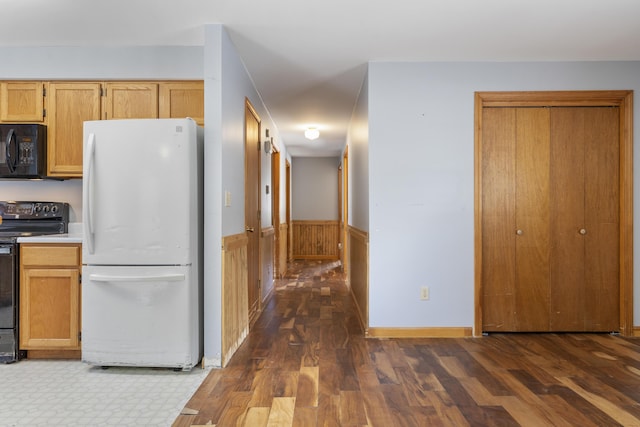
286, 159, 292, 262
341, 146, 349, 274
272, 148, 282, 277
244, 99, 261, 325
474, 90, 634, 337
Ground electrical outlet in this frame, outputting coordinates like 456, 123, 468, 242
420, 286, 429, 300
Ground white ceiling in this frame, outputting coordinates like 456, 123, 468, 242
2, 0, 640, 156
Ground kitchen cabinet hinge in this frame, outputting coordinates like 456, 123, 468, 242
42, 87, 46, 96
100, 87, 105, 96
78, 331, 82, 341
257, 140, 261, 151
42, 109, 46, 118
79, 274, 82, 283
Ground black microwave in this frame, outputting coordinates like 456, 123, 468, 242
0, 124, 47, 179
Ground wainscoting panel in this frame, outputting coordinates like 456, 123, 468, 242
293, 220, 340, 260
221, 233, 248, 367
261, 226, 275, 304
349, 226, 369, 333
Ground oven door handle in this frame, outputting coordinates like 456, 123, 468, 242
83, 133, 96, 254
6, 129, 17, 173
0, 246, 12, 255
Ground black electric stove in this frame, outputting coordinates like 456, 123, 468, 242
0, 201, 69, 363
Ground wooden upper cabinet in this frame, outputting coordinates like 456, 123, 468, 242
0, 81, 45, 122
47, 82, 102, 177
0, 80, 202, 178
104, 82, 158, 119
159, 81, 204, 126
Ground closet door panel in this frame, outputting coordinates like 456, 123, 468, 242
584, 107, 620, 331
481, 108, 517, 331
514, 108, 550, 331
550, 108, 586, 330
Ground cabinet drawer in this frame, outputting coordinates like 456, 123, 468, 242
21, 245, 81, 267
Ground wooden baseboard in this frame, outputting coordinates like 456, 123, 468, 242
633, 327, 640, 337
25, 349, 81, 359
367, 327, 473, 339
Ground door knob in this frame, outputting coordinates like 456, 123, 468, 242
579, 228, 587, 235
516, 229, 523, 236
246, 227, 255, 233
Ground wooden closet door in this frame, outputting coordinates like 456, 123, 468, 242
549, 107, 586, 330
549, 107, 619, 331
482, 107, 551, 331
482, 106, 620, 332
584, 107, 619, 331
514, 108, 551, 331
481, 108, 517, 331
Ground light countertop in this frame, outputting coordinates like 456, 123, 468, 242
17, 223, 83, 244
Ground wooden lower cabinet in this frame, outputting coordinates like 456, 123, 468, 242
19, 244, 81, 355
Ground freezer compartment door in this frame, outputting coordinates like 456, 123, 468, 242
81, 265, 202, 370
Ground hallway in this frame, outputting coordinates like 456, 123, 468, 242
173, 260, 640, 426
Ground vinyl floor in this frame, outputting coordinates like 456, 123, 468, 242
0, 358, 209, 426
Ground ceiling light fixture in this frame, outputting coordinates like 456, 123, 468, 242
304, 127, 320, 140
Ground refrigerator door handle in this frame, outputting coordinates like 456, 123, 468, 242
89, 273, 186, 283
83, 133, 96, 254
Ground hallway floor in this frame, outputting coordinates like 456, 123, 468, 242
173, 260, 640, 426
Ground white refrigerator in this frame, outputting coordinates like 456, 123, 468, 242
81, 118, 203, 371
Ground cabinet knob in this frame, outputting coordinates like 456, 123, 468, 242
579, 228, 587, 235
516, 229, 523, 236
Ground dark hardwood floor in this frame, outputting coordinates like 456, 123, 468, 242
173, 260, 640, 426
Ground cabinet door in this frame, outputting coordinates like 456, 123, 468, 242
47, 82, 102, 177
0, 81, 45, 122
104, 82, 158, 119
20, 268, 80, 349
159, 82, 204, 126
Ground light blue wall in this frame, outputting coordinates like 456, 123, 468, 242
202, 25, 224, 367
364, 61, 640, 329
348, 72, 369, 231
292, 157, 339, 221
0, 46, 203, 80
203, 24, 285, 366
